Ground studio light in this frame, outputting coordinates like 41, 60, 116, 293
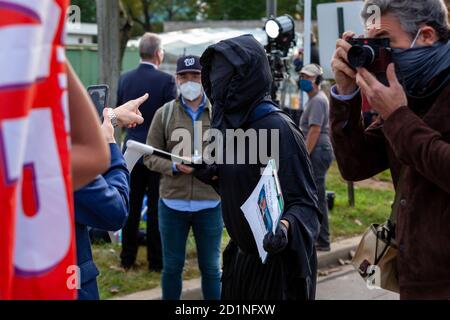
264, 14, 296, 57
265, 19, 281, 39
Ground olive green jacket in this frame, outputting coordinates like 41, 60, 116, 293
144, 97, 219, 201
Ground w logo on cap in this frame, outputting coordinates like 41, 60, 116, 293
184, 58, 195, 67
177, 55, 201, 74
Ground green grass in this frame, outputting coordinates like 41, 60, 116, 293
94, 161, 394, 299
94, 230, 230, 300
327, 162, 395, 240
372, 168, 393, 183
93, 243, 167, 300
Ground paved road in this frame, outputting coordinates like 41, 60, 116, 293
182, 265, 399, 300
118, 264, 399, 300
316, 265, 399, 300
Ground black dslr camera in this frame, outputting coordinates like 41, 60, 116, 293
347, 38, 392, 85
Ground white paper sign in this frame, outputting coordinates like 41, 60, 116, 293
240, 159, 284, 263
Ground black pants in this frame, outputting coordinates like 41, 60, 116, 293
120, 163, 162, 269
221, 241, 314, 300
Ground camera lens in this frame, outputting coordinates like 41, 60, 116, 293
348, 45, 375, 68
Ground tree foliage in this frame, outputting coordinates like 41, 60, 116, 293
69, 0, 338, 29
122, 0, 200, 32
202, 0, 336, 20
70, 0, 97, 23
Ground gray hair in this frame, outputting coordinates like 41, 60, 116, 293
361, 0, 449, 41
139, 33, 162, 60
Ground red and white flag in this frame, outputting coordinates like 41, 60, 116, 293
0, 0, 76, 299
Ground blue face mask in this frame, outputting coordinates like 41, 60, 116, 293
392, 30, 450, 96
299, 79, 314, 93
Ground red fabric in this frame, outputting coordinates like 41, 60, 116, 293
0, 0, 76, 300
361, 94, 372, 113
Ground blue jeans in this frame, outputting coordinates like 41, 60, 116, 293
310, 144, 334, 247
158, 200, 224, 300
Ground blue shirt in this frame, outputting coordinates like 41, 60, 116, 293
330, 85, 360, 101
180, 94, 207, 122
164, 94, 220, 212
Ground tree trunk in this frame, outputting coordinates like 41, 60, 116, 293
119, 1, 133, 63
96, 0, 122, 141
141, 0, 152, 31
167, 0, 174, 21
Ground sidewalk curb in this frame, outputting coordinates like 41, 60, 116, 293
112, 236, 361, 300
317, 236, 360, 269
111, 278, 201, 300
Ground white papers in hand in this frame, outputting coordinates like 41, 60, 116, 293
123, 140, 155, 172
240, 159, 284, 263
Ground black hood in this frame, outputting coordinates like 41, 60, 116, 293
200, 34, 273, 130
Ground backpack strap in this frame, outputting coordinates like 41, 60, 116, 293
162, 100, 176, 143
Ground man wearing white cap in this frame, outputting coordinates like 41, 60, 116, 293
299, 64, 334, 252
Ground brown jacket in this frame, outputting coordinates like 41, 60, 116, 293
143, 97, 219, 202
330, 84, 450, 299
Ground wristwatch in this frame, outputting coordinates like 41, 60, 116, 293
107, 108, 119, 128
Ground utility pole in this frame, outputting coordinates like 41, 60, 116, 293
96, 0, 121, 110
301, 0, 312, 111
348, 182, 355, 207
266, 0, 277, 17
303, 0, 312, 66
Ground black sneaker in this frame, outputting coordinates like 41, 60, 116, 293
148, 265, 162, 273
120, 261, 136, 270
316, 244, 331, 252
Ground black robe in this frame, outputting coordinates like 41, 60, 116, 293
199, 35, 322, 300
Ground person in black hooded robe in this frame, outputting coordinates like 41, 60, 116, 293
196, 34, 322, 300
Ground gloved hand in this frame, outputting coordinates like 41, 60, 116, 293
189, 162, 207, 171
193, 164, 218, 184
263, 222, 289, 254
193, 164, 220, 194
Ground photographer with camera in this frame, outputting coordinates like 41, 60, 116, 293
299, 64, 334, 252
330, 0, 449, 299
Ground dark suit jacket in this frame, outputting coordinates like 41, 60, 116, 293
118, 63, 177, 150
74, 144, 130, 300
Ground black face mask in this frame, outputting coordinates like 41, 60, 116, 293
208, 53, 235, 130
209, 55, 234, 106
392, 39, 450, 97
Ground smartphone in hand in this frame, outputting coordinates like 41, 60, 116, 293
87, 84, 109, 121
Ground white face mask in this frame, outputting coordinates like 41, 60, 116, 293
179, 81, 203, 101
